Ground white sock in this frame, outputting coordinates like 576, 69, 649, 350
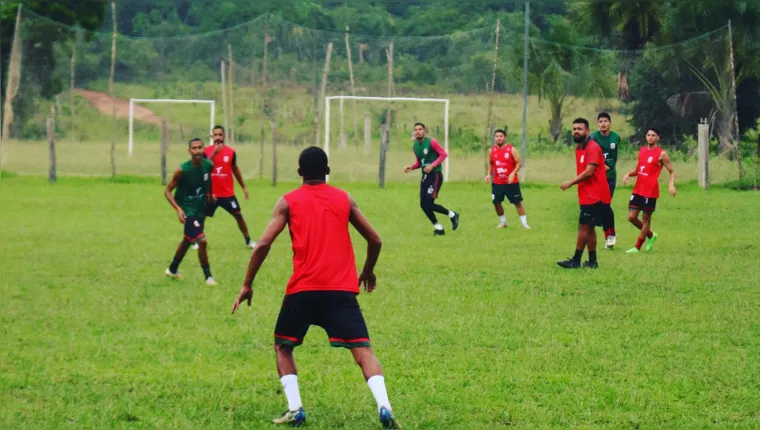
434, 223, 443, 231
367, 375, 392, 412
499, 215, 506, 224
520, 215, 528, 225
448, 211, 456, 218
280, 374, 303, 411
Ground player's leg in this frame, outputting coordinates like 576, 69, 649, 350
642, 208, 658, 251
583, 206, 600, 268
420, 174, 444, 234
508, 184, 530, 229
196, 235, 217, 285
431, 172, 459, 231
221, 197, 255, 248
492, 184, 507, 228
626, 207, 646, 253
165, 237, 191, 279
603, 178, 617, 248
558, 206, 592, 268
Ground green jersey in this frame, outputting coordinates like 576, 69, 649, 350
412, 137, 442, 173
174, 158, 213, 218
590, 130, 620, 180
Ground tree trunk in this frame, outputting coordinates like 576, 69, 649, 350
2, 5, 23, 140
549, 98, 563, 142
109, 2, 117, 178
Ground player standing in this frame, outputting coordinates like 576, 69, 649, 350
403, 122, 460, 236
557, 118, 612, 269
163, 138, 217, 285
590, 112, 621, 249
622, 128, 677, 253
203, 125, 255, 249
231, 147, 400, 429
484, 129, 530, 229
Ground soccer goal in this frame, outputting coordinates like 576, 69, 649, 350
324, 95, 450, 182
128, 98, 215, 156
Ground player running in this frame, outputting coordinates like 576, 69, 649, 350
163, 138, 217, 285
484, 129, 530, 229
557, 118, 612, 269
202, 125, 255, 249
231, 147, 400, 429
590, 112, 621, 249
622, 128, 677, 253
403, 122, 460, 236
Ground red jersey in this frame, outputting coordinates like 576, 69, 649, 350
490, 144, 519, 184
283, 184, 359, 296
576, 140, 611, 205
633, 145, 664, 198
204, 144, 236, 198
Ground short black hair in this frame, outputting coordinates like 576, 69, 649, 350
298, 146, 329, 180
573, 118, 590, 129
413, 122, 426, 130
647, 127, 661, 136
494, 129, 506, 137
597, 112, 611, 121
213, 125, 225, 132
188, 137, 203, 147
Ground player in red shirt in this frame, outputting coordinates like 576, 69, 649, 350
202, 125, 255, 249
484, 129, 530, 229
557, 118, 611, 269
230, 147, 399, 429
622, 127, 677, 253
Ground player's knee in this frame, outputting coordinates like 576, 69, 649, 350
197, 237, 208, 246
627, 213, 638, 223
274, 343, 294, 356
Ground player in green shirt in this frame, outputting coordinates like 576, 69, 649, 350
590, 112, 620, 249
164, 138, 217, 285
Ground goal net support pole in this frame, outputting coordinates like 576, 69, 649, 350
128, 98, 215, 156
324, 95, 449, 183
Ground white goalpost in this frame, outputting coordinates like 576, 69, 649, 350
128, 98, 215, 156
324, 95, 450, 182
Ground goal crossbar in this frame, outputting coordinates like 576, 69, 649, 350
324, 95, 450, 183
128, 98, 215, 156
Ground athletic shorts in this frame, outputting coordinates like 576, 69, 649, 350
492, 183, 523, 205
184, 216, 205, 243
607, 177, 617, 198
420, 171, 444, 203
629, 193, 657, 213
206, 196, 241, 217
274, 291, 371, 349
579, 202, 608, 226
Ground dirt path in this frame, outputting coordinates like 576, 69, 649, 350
75, 89, 163, 125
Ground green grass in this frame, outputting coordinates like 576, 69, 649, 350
1, 175, 759, 428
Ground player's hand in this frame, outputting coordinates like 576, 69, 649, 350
622, 174, 630, 185
231, 285, 253, 314
176, 208, 186, 223
605, 165, 610, 171
358, 270, 376, 293
404, 165, 413, 173
243, 188, 250, 200
484, 175, 491, 183
423, 165, 434, 174
560, 181, 572, 191
508, 173, 516, 184
669, 184, 677, 197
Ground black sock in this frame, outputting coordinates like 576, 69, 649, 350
572, 249, 583, 263
201, 264, 212, 279
244, 236, 251, 245
169, 257, 181, 274
589, 251, 597, 264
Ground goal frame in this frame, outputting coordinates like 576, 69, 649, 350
324, 95, 450, 182
128, 98, 215, 156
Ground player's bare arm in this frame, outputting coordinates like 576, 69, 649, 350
661, 151, 677, 197
622, 165, 639, 185
231, 162, 250, 200
164, 167, 186, 223
348, 194, 382, 293
231, 198, 290, 313
509, 147, 522, 183
561, 163, 596, 190
485, 159, 493, 183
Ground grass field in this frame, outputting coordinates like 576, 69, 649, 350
1, 174, 759, 428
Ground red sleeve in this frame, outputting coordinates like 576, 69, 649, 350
588, 143, 602, 166
429, 139, 448, 168
411, 157, 421, 169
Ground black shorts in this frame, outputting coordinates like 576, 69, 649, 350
274, 291, 371, 349
629, 193, 657, 213
184, 216, 205, 243
206, 196, 241, 217
579, 202, 608, 226
492, 183, 523, 205
420, 171, 444, 204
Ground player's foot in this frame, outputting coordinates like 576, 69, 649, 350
451, 211, 460, 231
625, 247, 640, 254
247, 240, 256, 249
272, 408, 306, 426
645, 232, 658, 252
191, 243, 199, 250
205, 277, 218, 286
379, 407, 401, 429
496, 223, 507, 229
164, 268, 182, 279
556, 258, 581, 269
582, 261, 599, 269
605, 235, 616, 249
433, 229, 445, 236
521, 223, 532, 229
